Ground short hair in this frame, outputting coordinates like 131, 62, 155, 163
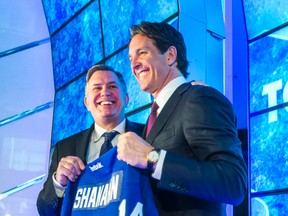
129, 21, 189, 78
85, 64, 127, 94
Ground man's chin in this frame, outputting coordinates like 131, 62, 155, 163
140, 84, 151, 93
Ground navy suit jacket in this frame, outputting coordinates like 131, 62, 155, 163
145, 83, 247, 216
37, 120, 144, 216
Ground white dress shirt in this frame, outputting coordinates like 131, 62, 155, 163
152, 76, 186, 180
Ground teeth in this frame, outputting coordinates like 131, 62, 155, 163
101, 101, 113, 105
139, 71, 148, 78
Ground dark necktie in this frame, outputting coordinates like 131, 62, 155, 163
146, 102, 159, 137
99, 131, 118, 156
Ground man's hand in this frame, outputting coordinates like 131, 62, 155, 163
55, 156, 85, 186
117, 132, 154, 169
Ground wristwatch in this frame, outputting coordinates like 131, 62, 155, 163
146, 148, 160, 172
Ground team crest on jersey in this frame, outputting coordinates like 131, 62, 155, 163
73, 170, 123, 210
89, 162, 104, 171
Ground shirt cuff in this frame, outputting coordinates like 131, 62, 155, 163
52, 172, 66, 198
152, 150, 166, 180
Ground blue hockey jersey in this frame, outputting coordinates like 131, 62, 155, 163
61, 146, 159, 216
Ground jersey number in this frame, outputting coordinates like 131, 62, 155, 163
119, 199, 143, 216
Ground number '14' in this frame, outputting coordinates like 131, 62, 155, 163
119, 199, 143, 216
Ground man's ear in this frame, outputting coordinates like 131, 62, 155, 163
125, 94, 129, 106
167, 46, 177, 66
84, 96, 90, 111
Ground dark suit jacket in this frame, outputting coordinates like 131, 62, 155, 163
145, 83, 247, 216
37, 120, 144, 216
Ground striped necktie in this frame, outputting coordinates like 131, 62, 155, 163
99, 131, 118, 156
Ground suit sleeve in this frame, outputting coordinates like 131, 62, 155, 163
37, 143, 63, 216
158, 86, 247, 205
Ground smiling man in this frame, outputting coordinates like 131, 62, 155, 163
37, 65, 145, 215
84, 66, 129, 130
117, 21, 247, 216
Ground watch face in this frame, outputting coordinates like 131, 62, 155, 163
148, 150, 159, 163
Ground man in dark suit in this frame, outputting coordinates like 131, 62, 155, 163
37, 65, 144, 215
117, 21, 247, 215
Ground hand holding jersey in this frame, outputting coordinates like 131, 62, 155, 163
55, 156, 86, 186
117, 132, 154, 169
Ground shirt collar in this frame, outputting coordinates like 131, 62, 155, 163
93, 118, 126, 142
155, 76, 186, 114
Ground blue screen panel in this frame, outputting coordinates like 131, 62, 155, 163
42, 0, 91, 34
127, 108, 150, 125
249, 27, 288, 114
250, 107, 288, 192
243, 0, 288, 40
52, 75, 93, 146
100, 0, 178, 57
51, 1, 103, 90
251, 194, 288, 215
105, 48, 152, 113
168, 16, 179, 30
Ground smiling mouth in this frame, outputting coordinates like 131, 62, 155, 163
99, 101, 114, 106
138, 70, 149, 78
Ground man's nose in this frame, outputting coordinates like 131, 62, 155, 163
100, 86, 111, 96
130, 56, 141, 71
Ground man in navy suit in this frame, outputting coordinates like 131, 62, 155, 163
37, 65, 144, 215
117, 21, 247, 215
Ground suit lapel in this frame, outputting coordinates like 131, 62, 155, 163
75, 124, 94, 164
146, 83, 190, 144
125, 120, 143, 136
